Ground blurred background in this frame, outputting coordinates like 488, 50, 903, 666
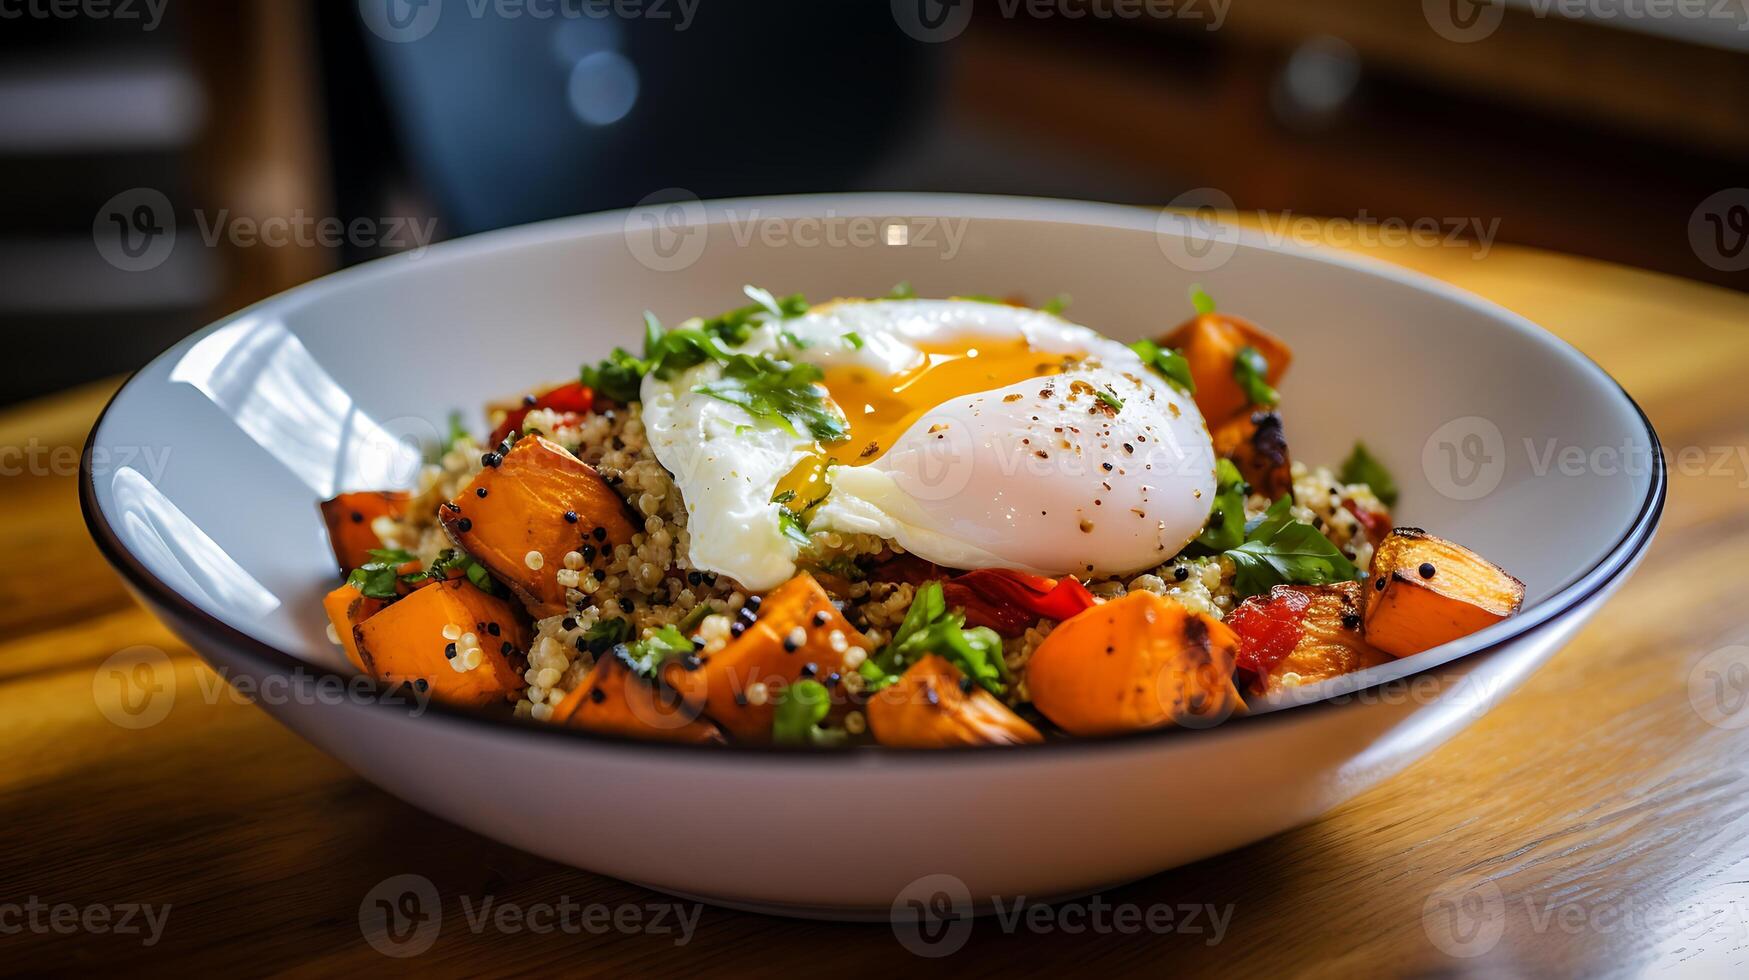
1, 0, 1744, 405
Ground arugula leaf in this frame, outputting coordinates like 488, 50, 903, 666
1189, 284, 1217, 315
1130, 338, 1196, 396
858, 582, 1008, 696
695, 355, 848, 441
580, 617, 630, 655
1225, 496, 1360, 598
1196, 459, 1249, 552
1233, 345, 1279, 407
1338, 441, 1399, 507
772, 679, 847, 747
615, 624, 693, 679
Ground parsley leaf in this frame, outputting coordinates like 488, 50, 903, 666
1233, 345, 1279, 407
842, 331, 864, 350
1196, 458, 1249, 552
776, 508, 812, 550
1095, 387, 1124, 412
579, 288, 809, 402
1338, 441, 1399, 507
1225, 496, 1360, 598
1041, 293, 1071, 315
694, 355, 848, 441
1130, 338, 1196, 396
345, 548, 417, 599
1189, 284, 1217, 315
858, 582, 1008, 696
614, 624, 693, 679
772, 679, 847, 747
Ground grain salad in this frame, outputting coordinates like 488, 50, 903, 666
317, 286, 1525, 747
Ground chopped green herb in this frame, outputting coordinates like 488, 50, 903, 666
1095, 387, 1124, 412
580, 616, 630, 655
1189, 284, 1217, 315
1041, 293, 1071, 315
772, 679, 846, 747
886, 281, 917, 300
695, 354, 848, 441
843, 331, 864, 350
677, 603, 715, 634
1225, 496, 1360, 598
345, 548, 417, 600
776, 508, 812, 550
615, 624, 693, 679
1196, 458, 1248, 552
579, 288, 809, 402
1233, 345, 1279, 407
1338, 441, 1399, 507
858, 582, 1007, 696
1130, 338, 1196, 396
440, 411, 469, 456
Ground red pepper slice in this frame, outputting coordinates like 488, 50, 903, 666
488, 381, 595, 447
945, 569, 1097, 637
1227, 587, 1311, 690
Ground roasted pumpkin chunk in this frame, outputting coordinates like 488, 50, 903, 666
1363, 528, 1525, 658
867, 655, 1042, 748
1158, 311, 1292, 424
665, 572, 872, 743
318, 491, 409, 576
1211, 409, 1293, 501
353, 579, 529, 707
550, 650, 723, 744
439, 435, 635, 617
322, 582, 388, 673
1229, 582, 1390, 694
1027, 591, 1245, 736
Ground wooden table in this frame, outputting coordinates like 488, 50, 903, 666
3, 235, 1747, 977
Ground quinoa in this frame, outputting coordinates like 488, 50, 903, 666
379, 405, 1387, 720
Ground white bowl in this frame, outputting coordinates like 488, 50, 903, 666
82, 195, 1662, 916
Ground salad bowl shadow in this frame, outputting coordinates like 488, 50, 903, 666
82, 194, 1662, 915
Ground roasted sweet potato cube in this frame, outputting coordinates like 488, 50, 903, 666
1211, 409, 1293, 500
353, 579, 529, 707
1231, 582, 1391, 694
664, 572, 872, 742
1158, 311, 1292, 423
322, 583, 388, 673
440, 436, 635, 617
318, 491, 409, 575
867, 655, 1042, 748
1363, 528, 1525, 658
550, 650, 723, 744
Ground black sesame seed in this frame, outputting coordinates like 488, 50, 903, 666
1419, 562, 1436, 579
522, 393, 538, 406
825, 671, 842, 689
589, 688, 607, 704
618, 597, 634, 614
747, 595, 763, 610
682, 654, 704, 671
783, 635, 801, 653
575, 637, 589, 652
737, 606, 758, 625
481, 452, 502, 468
475, 487, 488, 498
1376, 576, 1388, 592
444, 643, 457, 659
561, 618, 577, 632
564, 510, 579, 524
1174, 566, 1189, 582
349, 511, 364, 523
456, 518, 472, 533
592, 526, 607, 542
502, 641, 514, 654
687, 571, 703, 586
414, 678, 428, 691
581, 544, 596, 561
730, 621, 747, 637
799, 662, 818, 678
959, 676, 975, 694
733, 692, 749, 707
1342, 612, 1362, 631
1102, 462, 1113, 472
812, 610, 830, 627
443, 501, 462, 513
593, 569, 606, 581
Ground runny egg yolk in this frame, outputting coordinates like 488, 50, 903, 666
774, 336, 1073, 513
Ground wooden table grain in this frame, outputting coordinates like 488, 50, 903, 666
3, 233, 1747, 977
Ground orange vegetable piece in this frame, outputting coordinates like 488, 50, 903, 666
321, 582, 388, 673
440, 435, 635, 617
1158, 311, 1292, 423
1026, 591, 1245, 736
866, 654, 1042, 748
1363, 528, 1525, 658
549, 651, 723, 744
353, 579, 529, 707
664, 572, 872, 742
318, 491, 409, 575
1235, 582, 1391, 694
1210, 408, 1293, 500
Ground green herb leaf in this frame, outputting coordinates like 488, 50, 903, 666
1189, 284, 1217, 315
580, 347, 649, 404
615, 624, 693, 679
886, 281, 916, 300
580, 290, 810, 402
1196, 459, 1248, 552
772, 679, 847, 747
776, 508, 812, 550
843, 331, 864, 350
1338, 441, 1399, 507
1233, 345, 1279, 407
1095, 387, 1124, 412
1225, 497, 1360, 598
743, 284, 786, 319
580, 617, 630, 655
464, 560, 499, 595
440, 411, 469, 456
345, 548, 418, 600
860, 582, 1008, 696
695, 355, 848, 441
1130, 338, 1197, 396
1041, 293, 1071, 315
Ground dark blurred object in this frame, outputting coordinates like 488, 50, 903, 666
347, 1, 939, 233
